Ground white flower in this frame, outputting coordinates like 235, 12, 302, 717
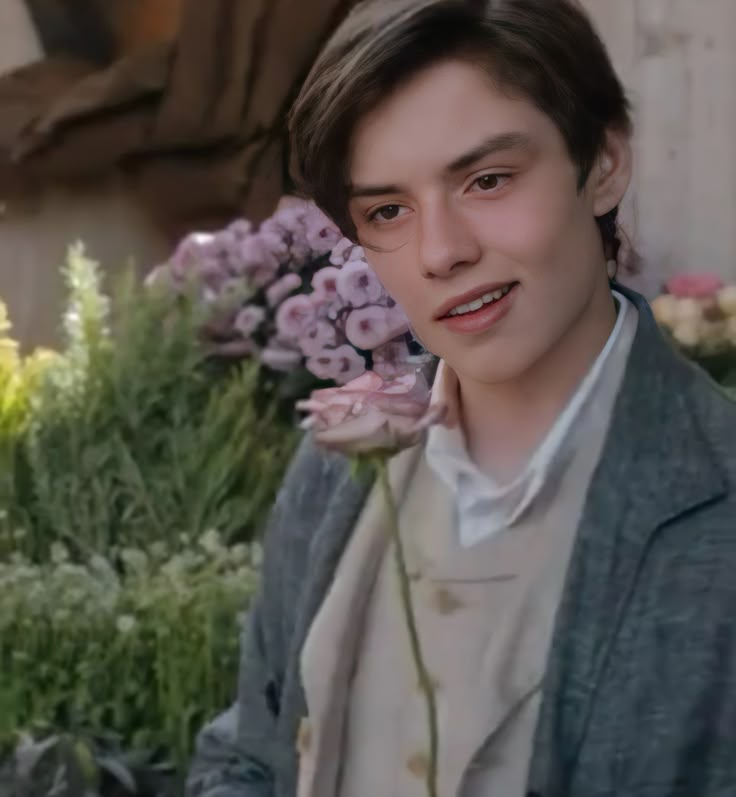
230, 544, 249, 565
121, 547, 148, 575
199, 529, 223, 555
50, 542, 69, 565
250, 543, 264, 568
116, 615, 137, 634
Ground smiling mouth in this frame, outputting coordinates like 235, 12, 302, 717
443, 282, 518, 318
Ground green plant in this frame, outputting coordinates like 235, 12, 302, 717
0, 532, 260, 769
8, 245, 299, 560
6, 732, 177, 797
0, 302, 56, 547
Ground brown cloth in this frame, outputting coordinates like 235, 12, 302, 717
0, 0, 357, 233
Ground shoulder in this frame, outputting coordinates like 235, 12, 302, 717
651, 370, 736, 613
263, 434, 353, 549
688, 369, 736, 470
259, 433, 373, 581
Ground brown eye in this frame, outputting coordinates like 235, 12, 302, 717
477, 175, 501, 191
377, 205, 401, 221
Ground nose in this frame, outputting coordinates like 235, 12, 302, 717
418, 198, 482, 279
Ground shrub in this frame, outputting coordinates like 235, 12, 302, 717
0, 532, 260, 768
6, 245, 299, 560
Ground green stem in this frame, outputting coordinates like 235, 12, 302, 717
375, 458, 438, 797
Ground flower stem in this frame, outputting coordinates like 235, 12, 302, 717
375, 458, 438, 797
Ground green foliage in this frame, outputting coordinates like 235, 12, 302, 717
0, 303, 57, 544
0, 532, 259, 770
6, 244, 299, 560
5, 731, 176, 797
0, 244, 300, 786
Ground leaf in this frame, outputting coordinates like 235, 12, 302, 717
97, 754, 137, 792
14, 733, 59, 780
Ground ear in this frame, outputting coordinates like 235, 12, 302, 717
590, 129, 632, 217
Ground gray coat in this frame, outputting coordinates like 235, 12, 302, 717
187, 288, 736, 797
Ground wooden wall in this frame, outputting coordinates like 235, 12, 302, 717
582, 0, 736, 294
0, 0, 43, 74
0, 180, 168, 350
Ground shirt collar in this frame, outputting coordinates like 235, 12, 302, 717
426, 291, 633, 544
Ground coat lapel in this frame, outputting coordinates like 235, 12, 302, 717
278, 454, 373, 794
296, 446, 422, 797
527, 288, 728, 795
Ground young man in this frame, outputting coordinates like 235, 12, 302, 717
188, 1, 736, 795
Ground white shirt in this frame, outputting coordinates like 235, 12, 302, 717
426, 291, 635, 548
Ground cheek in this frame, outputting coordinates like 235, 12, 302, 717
363, 251, 418, 306
478, 186, 579, 271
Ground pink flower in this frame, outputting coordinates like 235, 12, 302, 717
234, 305, 266, 337
227, 219, 253, 240
260, 346, 303, 372
337, 260, 385, 306
232, 235, 281, 285
266, 273, 303, 307
170, 233, 213, 278
305, 344, 366, 384
261, 204, 306, 238
345, 304, 410, 350
330, 237, 363, 266
299, 321, 338, 356
257, 230, 291, 262
303, 205, 342, 255
311, 266, 342, 301
665, 273, 724, 299
297, 370, 447, 455
275, 295, 317, 339
261, 201, 314, 264
372, 339, 415, 378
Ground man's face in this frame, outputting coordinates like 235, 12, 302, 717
348, 59, 626, 386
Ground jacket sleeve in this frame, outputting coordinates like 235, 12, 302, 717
185, 434, 352, 797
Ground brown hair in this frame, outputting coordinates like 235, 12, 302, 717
289, 0, 633, 265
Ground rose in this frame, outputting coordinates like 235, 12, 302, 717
297, 367, 446, 797
297, 370, 447, 456
665, 273, 723, 299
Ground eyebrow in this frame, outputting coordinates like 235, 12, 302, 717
348, 131, 533, 199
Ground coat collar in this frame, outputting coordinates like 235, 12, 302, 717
528, 285, 729, 794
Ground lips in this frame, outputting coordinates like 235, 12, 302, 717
434, 281, 519, 320
439, 282, 519, 335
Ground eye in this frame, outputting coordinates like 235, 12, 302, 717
472, 174, 511, 193
367, 204, 408, 224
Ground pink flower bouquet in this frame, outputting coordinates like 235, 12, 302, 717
147, 198, 418, 388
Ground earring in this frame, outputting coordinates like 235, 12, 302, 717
607, 259, 617, 280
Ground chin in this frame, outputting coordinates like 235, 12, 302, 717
445, 344, 536, 387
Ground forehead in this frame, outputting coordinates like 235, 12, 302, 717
349, 59, 561, 183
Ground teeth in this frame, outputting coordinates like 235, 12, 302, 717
448, 284, 513, 317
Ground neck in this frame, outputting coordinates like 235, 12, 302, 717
459, 282, 618, 482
